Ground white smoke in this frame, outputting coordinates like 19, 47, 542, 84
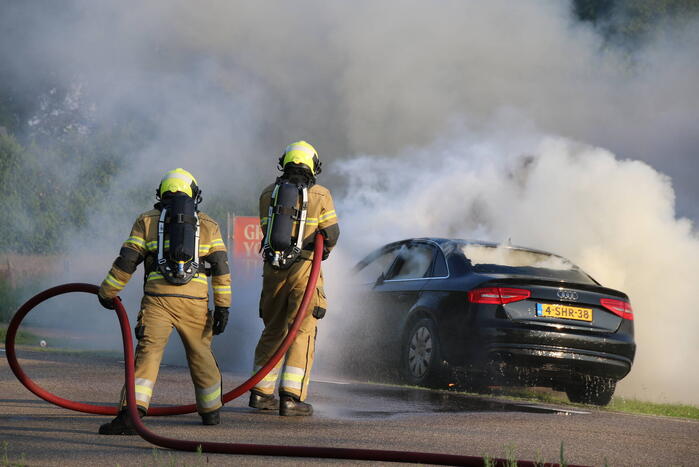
2, 1, 698, 403
324, 131, 699, 404
4, 1, 699, 216
461, 245, 576, 270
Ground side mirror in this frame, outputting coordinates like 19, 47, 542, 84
374, 272, 386, 287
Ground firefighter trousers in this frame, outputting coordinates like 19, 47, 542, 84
252, 259, 327, 400
119, 295, 222, 414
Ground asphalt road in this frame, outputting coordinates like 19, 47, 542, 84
1, 347, 698, 466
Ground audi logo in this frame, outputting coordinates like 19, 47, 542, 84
557, 290, 579, 301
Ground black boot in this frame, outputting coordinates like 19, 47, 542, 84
249, 390, 279, 410
279, 392, 313, 417
98, 407, 145, 435
200, 408, 220, 426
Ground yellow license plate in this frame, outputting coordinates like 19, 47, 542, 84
536, 303, 593, 322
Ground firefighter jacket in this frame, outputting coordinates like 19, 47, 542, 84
259, 183, 339, 260
98, 209, 231, 307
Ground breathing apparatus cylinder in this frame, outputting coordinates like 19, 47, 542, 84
264, 180, 308, 269
269, 182, 298, 251
157, 193, 200, 284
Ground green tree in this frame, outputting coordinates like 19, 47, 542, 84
573, 0, 699, 47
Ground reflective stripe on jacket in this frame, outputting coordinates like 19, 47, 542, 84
259, 183, 339, 259
99, 209, 231, 307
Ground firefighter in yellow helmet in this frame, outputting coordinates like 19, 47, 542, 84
97, 168, 231, 434
249, 141, 340, 416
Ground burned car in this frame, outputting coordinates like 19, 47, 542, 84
346, 238, 635, 405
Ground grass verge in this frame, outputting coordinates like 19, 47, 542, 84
1, 441, 27, 467
607, 397, 699, 419
1, 323, 121, 359
488, 386, 699, 420
0, 324, 39, 346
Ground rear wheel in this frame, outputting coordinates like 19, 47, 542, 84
401, 318, 446, 388
565, 376, 616, 406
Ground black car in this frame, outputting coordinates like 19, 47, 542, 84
346, 238, 635, 405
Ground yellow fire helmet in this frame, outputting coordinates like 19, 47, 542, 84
158, 168, 200, 199
279, 140, 322, 175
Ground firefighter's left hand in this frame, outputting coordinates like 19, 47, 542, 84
212, 307, 229, 335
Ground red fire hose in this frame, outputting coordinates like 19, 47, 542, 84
5, 234, 327, 417
4, 234, 572, 466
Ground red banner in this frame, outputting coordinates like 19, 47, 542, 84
230, 216, 263, 280
232, 216, 263, 258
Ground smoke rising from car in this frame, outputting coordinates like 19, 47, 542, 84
325, 133, 699, 404
462, 245, 576, 271
1, 1, 697, 403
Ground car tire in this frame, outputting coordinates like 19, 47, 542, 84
401, 317, 446, 388
565, 377, 616, 406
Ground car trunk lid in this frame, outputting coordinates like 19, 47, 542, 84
476, 276, 629, 333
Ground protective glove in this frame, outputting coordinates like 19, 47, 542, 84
98, 294, 116, 310
312, 306, 326, 319
322, 246, 331, 261
212, 306, 229, 335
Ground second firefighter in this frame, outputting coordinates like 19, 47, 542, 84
249, 140, 340, 416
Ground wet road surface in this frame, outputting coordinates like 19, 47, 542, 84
312, 378, 591, 420
2, 347, 698, 466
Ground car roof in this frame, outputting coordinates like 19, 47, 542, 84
390, 237, 560, 258
365, 237, 596, 284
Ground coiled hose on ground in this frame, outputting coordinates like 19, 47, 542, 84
5, 234, 570, 466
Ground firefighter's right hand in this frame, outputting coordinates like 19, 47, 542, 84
98, 294, 116, 310
212, 307, 229, 335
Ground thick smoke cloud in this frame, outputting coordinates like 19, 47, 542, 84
2, 1, 698, 403
327, 133, 699, 404
3, 1, 698, 216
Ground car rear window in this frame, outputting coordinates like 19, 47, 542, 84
460, 245, 595, 283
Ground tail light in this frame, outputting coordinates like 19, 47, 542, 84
468, 287, 531, 304
600, 298, 634, 320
